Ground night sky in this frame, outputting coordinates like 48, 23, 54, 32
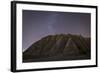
22, 10, 91, 51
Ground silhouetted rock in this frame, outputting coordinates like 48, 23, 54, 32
23, 34, 91, 62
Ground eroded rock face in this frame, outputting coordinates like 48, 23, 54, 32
63, 38, 79, 55
23, 34, 91, 62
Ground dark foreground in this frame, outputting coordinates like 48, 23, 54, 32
23, 34, 91, 63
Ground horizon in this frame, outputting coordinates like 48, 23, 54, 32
23, 33, 90, 52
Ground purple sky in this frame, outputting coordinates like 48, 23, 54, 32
22, 10, 91, 51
